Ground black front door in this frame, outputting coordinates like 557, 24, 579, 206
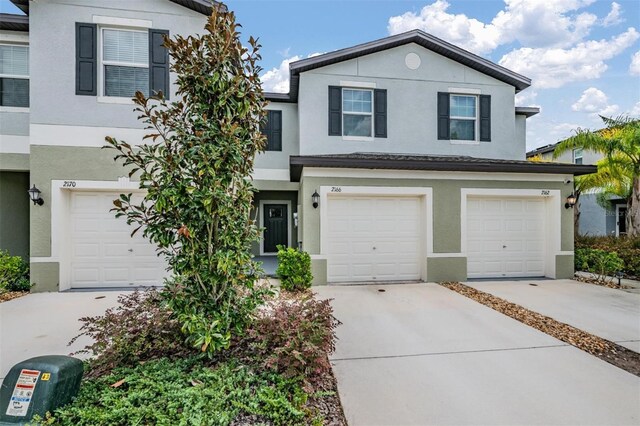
264, 204, 288, 253
618, 206, 627, 235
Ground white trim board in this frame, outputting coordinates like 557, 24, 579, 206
0, 135, 29, 154
301, 167, 573, 183
30, 124, 147, 148
259, 200, 293, 256
92, 15, 152, 28
252, 168, 290, 181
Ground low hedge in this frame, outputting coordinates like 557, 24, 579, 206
575, 235, 640, 278
0, 250, 30, 292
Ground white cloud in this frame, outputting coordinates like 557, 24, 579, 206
387, 0, 502, 54
387, 0, 603, 55
630, 51, 640, 75
499, 28, 640, 88
629, 101, 640, 117
602, 2, 623, 27
571, 87, 619, 118
515, 90, 538, 106
260, 53, 323, 93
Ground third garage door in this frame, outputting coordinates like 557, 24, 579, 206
326, 196, 423, 283
467, 196, 546, 278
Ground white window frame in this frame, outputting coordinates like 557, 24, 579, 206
449, 94, 478, 142
573, 148, 583, 165
342, 87, 374, 141
0, 43, 29, 111
98, 27, 149, 102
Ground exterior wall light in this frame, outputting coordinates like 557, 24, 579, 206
312, 190, 320, 209
28, 185, 44, 206
565, 193, 576, 209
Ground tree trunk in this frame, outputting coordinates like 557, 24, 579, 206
574, 193, 581, 236
628, 176, 640, 237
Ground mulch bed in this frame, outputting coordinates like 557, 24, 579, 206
440, 282, 640, 376
307, 358, 347, 426
572, 274, 632, 289
0, 291, 28, 303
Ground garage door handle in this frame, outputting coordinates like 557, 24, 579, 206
128, 249, 133, 252
503, 245, 507, 248
372, 247, 376, 250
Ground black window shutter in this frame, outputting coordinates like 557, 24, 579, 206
149, 29, 170, 99
265, 110, 282, 151
374, 89, 387, 138
437, 92, 450, 140
479, 94, 491, 142
328, 86, 342, 136
75, 23, 97, 96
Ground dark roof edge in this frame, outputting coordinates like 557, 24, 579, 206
515, 106, 540, 118
289, 30, 531, 92
526, 143, 559, 157
264, 92, 295, 103
289, 155, 596, 182
9, 0, 222, 16
8, 0, 28, 14
0, 13, 29, 31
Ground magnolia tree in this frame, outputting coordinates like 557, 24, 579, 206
105, 6, 267, 353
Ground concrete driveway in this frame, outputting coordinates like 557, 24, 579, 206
315, 282, 640, 425
465, 279, 640, 353
0, 291, 125, 380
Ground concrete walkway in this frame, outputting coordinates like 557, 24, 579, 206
315, 282, 640, 425
465, 279, 640, 353
0, 291, 125, 379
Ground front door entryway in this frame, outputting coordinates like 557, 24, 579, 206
617, 205, 627, 236
263, 203, 288, 253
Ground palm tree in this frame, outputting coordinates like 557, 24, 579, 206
554, 116, 640, 236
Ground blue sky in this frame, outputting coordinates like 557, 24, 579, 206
3, 0, 639, 151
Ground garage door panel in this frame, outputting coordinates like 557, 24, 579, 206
327, 195, 423, 283
467, 196, 546, 278
69, 191, 167, 288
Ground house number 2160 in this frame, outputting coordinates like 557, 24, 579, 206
331, 187, 342, 192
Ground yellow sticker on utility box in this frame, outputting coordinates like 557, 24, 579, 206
41, 373, 51, 381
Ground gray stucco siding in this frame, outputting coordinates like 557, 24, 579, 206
297, 43, 523, 160
29, 0, 205, 129
0, 153, 29, 171
254, 102, 299, 170
0, 171, 30, 259
0, 111, 29, 136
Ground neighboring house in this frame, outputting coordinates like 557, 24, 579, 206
0, 1, 594, 292
526, 143, 626, 237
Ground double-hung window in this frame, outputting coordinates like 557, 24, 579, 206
342, 88, 373, 137
0, 44, 29, 108
449, 95, 477, 141
101, 28, 149, 98
573, 148, 583, 165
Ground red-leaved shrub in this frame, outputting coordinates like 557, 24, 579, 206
245, 291, 340, 391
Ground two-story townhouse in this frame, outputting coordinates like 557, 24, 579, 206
1, 1, 594, 292
527, 143, 626, 236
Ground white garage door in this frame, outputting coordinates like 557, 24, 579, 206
69, 191, 168, 288
326, 196, 423, 283
467, 197, 546, 278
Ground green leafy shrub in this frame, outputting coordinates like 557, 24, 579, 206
37, 357, 310, 425
276, 246, 313, 291
575, 247, 625, 283
245, 292, 339, 391
576, 235, 640, 278
69, 290, 193, 378
0, 250, 30, 292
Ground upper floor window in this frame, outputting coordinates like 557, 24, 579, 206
437, 92, 491, 142
102, 29, 149, 98
573, 148, 583, 165
328, 85, 387, 139
0, 44, 29, 108
261, 110, 282, 151
449, 95, 476, 141
343, 89, 373, 137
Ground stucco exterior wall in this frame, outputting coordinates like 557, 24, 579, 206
29, 0, 205, 130
298, 171, 574, 284
0, 171, 30, 259
297, 43, 524, 160
254, 102, 299, 170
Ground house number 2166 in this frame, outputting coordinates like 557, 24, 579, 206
331, 187, 342, 192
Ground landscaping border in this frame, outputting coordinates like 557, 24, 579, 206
440, 282, 640, 376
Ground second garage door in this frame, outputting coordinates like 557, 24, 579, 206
326, 196, 423, 283
69, 191, 168, 288
467, 196, 546, 278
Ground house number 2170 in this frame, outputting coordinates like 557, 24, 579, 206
63, 181, 77, 188
331, 187, 342, 192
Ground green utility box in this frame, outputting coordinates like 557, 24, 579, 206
0, 355, 83, 424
